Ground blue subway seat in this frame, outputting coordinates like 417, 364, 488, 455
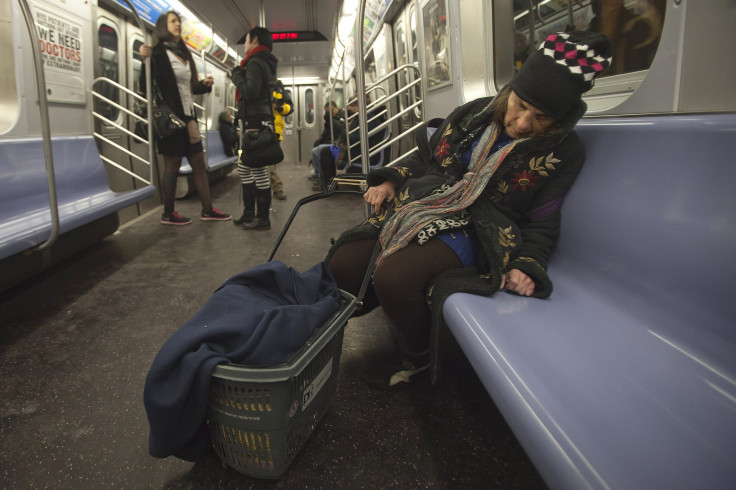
441, 114, 736, 489
0, 136, 155, 261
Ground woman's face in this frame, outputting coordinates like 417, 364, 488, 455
504, 91, 554, 139
166, 13, 182, 40
244, 33, 258, 55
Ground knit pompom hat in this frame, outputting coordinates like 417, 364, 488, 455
509, 31, 612, 121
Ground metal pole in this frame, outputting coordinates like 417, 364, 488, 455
354, 1, 370, 177
19, 0, 59, 251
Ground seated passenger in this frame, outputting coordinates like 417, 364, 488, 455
310, 102, 345, 188
312, 95, 387, 191
513, 31, 531, 72
326, 31, 612, 388
218, 111, 239, 157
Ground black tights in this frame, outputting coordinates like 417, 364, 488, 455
328, 237, 462, 352
162, 122, 213, 215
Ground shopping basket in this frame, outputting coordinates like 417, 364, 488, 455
206, 176, 378, 478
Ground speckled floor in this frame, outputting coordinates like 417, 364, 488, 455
0, 162, 546, 489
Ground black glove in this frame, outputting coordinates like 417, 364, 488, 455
231, 66, 245, 87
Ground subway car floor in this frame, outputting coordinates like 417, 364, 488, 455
0, 162, 546, 490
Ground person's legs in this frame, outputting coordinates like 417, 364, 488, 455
311, 145, 326, 191
185, 120, 230, 220
317, 145, 337, 190
327, 238, 381, 315
270, 167, 286, 200
161, 155, 189, 225
235, 163, 256, 225
372, 238, 462, 354
242, 166, 271, 230
185, 121, 212, 211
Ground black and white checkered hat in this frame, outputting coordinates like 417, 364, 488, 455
510, 31, 612, 121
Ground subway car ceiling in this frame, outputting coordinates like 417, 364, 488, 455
101, 0, 341, 81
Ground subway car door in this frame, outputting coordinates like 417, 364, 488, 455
94, 14, 127, 191
126, 24, 160, 216
280, 85, 298, 163
297, 85, 320, 164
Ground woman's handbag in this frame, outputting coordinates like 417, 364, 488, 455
135, 98, 186, 141
134, 57, 187, 141
241, 126, 284, 167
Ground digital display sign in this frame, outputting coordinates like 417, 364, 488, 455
271, 31, 327, 42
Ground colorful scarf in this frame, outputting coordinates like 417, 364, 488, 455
377, 122, 522, 266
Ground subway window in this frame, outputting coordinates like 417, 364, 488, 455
131, 39, 143, 94
96, 22, 120, 122
503, 0, 666, 99
284, 89, 294, 126
304, 88, 315, 125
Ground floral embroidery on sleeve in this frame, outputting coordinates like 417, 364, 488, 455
498, 225, 517, 267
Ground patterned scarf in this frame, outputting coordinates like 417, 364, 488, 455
377, 121, 521, 266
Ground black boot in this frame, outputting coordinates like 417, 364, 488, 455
233, 183, 255, 225
243, 187, 271, 230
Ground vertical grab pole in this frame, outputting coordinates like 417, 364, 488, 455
354, 0, 372, 217
19, 0, 59, 251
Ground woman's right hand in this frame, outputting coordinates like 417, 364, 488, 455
139, 44, 152, 58
364, 181, 396, 215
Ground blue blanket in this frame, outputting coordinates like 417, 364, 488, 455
143, 261, 342, 461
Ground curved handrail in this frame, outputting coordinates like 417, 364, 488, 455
18, 0, 59, 252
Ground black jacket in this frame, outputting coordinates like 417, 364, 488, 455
326, 94, 587, 381
232, 49, 278, 130
319, 109, 345, 144
139, 43, 211, 121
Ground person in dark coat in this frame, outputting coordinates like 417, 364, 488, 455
139, 11, 230, 225
326, 31, 612, 388
218, 111, 238, 157
230, 26, 279, 230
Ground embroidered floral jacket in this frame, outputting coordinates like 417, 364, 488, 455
327, 95, 587, 381
329, 95, 586, 295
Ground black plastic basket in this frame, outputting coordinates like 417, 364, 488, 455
206, 290, 357, 479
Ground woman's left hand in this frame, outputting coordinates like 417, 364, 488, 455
203, 76, 214, 87
500, 269, 535, 296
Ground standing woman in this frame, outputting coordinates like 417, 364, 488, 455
231, 27, 279, 230
139, 11, 230, 225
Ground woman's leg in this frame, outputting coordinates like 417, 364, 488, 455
242, 166, 272, 229
235, 163, 256, 225
372, 238, 462, 354
162, 155, 183, 216
185, 120, 213, 212
327, 238, 381, 315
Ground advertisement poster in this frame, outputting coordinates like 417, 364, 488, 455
34, 8, 85, 103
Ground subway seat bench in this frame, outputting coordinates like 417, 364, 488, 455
0, 136, 155, 290
441, 114, 736, 489
175, 130, 237, 198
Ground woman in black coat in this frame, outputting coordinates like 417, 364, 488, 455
327, 31, 612, 388
139, 11, 230, 225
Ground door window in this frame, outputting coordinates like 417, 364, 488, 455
96, 22, 120, 122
